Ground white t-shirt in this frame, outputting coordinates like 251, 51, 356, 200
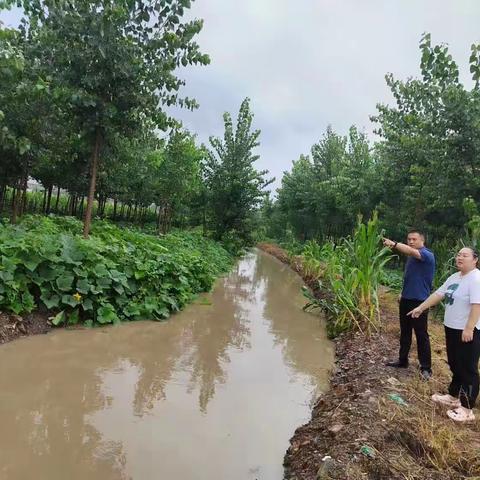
435, 269, 480, 330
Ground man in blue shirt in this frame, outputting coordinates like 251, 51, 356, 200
383, 230, 436, 379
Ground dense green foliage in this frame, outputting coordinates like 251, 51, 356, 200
302, 214, 392, 337
275, 127, 377, 240
203, 98, 273, 250
0, 0, 209, 234
0, 0, 271, 245
264, 34, 480, 248
0, 215, 232, 324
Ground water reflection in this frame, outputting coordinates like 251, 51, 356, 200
0, 250, 332, 480
253, 251, 333, 402
0, 338, 130, 480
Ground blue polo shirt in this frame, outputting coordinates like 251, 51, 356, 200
401, 247, 435, 301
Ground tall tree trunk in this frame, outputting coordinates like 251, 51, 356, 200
83, 128, 102, 238
113, 198, 117, 221
100, 196, 107, 217
161, 204, 173, 234
157, 205, 163, 235
46, 185, 53, 214
19, 174, 28, 217
55, 186, 61, 212
202, 193, 207, 236
79, 196, 85, 217
42, 188, 47, 213
0, 181, 5, 213
11, 180, 23, 224
70, 194, 76, 216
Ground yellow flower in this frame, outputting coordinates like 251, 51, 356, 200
73, 293, 82, 302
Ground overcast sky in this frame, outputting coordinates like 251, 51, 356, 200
2, 1, 480, 191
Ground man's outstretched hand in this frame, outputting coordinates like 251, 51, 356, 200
383, 237, 395, 248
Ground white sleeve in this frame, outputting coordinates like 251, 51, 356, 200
435, 276, 452, 297
470, 275, 480, 304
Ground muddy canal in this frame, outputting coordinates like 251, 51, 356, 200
0, 250, 333, 480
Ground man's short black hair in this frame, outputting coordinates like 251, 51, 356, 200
407, 229, 425, 238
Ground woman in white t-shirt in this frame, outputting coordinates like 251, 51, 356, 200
408, 247, 480, 422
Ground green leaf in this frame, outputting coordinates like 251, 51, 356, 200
76, 278, 91, 294
68, 309, 80, 325
61, 294, 78, 307
73, 267, 88, 277
93, 264, 109, 277
134, 270, 146, 279
51, 310, 65, 326
97, 276, 112, 289
124, 303, 141, 317
97, 305, 118, 324
82, 298, 93, 311
38, 264, 59, 282
22, 255, 42, 272
41, 294, 60, 309
56, 273, 74, 291
0, 270, 14, 282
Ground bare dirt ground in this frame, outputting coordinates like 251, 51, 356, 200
0, 311, 51, 345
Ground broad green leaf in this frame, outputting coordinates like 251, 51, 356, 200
68, 309, 80, 325
51, 310, 65, 326
76, 278, 91, 294
56, 274, 74, 291
41, 294, 60, 309
97, 305, 118, 324
82, 298, 93, 311
61, 294, 78, 307
22, 255, 42, 272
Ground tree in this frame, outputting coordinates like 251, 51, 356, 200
0, 24, 57, 221
277, 154, 316, 240
276, 126, 378, 241
152, 130, 203, 233
203, 98, 273, 244
372, 33, 480, 242
9, 0, 209, 236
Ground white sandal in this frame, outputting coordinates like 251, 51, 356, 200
446, 406, 475, 422
431, 393, 461, 408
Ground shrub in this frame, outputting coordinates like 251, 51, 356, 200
0, 215, 232, 326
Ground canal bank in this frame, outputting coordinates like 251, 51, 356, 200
258, 243, 480, 480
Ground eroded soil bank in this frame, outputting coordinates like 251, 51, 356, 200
0, 311, 51, 344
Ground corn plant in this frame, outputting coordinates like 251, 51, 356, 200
303, 212, 392, 337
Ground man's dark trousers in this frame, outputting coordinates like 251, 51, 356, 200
399, 298, 432, 372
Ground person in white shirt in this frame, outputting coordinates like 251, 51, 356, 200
408, 247, 480, 422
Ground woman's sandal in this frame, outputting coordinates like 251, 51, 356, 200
431, 393, 461, 408
446, 407, 475, 422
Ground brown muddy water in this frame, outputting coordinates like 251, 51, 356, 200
0, 250, 333, 480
